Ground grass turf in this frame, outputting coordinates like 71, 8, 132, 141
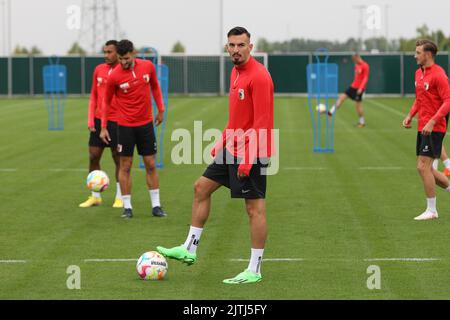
0, 96, 449, 299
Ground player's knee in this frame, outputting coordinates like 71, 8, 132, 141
89, 153, 100, 165
417, 161, 430, 174
193, 179, 209, 200
245, 204, 265, 219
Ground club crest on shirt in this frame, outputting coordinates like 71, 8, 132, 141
414, 81, 417, 87
424, 82, 430, 91
143, 74, 150, 83
97, 77, 103, 85
238, 88, 245, 100
119, 82, 130, 93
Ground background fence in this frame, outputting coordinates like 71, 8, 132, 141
0, 52, 449, 96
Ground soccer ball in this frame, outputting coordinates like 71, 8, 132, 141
316, 103, 327, 113
136, 251, 168, 280
86, 170, 109, 192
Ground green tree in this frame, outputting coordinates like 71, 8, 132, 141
171, 41, 186, 53
67, 42, 86, 55
13, 45, 29, 55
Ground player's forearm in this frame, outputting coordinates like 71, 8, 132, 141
432, 101, 450, 122
408, 101, 418, 118
88, 100, 96, 127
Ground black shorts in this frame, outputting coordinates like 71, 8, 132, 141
203, 150, 269, 199
89, 118, 118, 149
345, 86, 364, 102
117, 122, 157, 157
416, 132, 445, 158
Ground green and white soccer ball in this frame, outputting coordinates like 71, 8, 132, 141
86, 170, 109, 192
316, 103, 327, 113
136, 251, 168, 280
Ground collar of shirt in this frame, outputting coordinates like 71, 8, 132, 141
235, 56, 255, 71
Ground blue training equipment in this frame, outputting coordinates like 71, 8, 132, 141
43, 57, 67, 131
138, 47, 169, 169
306, 48, 338, 153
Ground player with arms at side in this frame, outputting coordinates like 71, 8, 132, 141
402, 39, 450, 220
328, 53, 369, 128
157, 27, 274, 284
100, 40, 167, 219
79, 40, 123, 208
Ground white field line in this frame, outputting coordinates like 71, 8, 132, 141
365, 99, 411, 118
283, 167, 327, 170
1, 258, 442, 264
358, 166, 405, 170
0, 169, 18, 172
230, 258, 305, 262
49, 169, 86, 172
0, 260, 27, 263
84, 259, 137, 263
364, 258, 441, 262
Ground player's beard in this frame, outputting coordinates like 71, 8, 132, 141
232, 54, 242, 65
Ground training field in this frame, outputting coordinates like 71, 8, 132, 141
1, 96, 450, 300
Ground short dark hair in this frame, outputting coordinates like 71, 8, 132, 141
416, 39, 438, 57
227, 27, 251, 39
117, 40, 134, 56
105, 40, 118, 47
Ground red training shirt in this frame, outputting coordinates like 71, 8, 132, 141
351, 60, 370, 90
212, 56, 274, 176
408, 63, 450, 133
88, 63, 120, 127
102, 58, 164, 128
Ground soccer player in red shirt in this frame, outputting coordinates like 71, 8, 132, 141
402, 39, 450, 220
157, 27, 274, 284
100, 40, 166, 219
328, 53, 370, 127
79, 40, 123, 208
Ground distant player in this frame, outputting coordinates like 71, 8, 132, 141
402, 39, 450, 220
328, 53, 369, 128
79, 40, 123, 208
157, 27, 274, 284
100, 40, 167, 219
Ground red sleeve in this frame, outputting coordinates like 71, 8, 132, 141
408, 100, 418, 118
101, 73, 116, 128
238, 74, 273, 176
88, 68, 98, 127
149, 63, 165, 113
211, 123, 229, 157
431, 76, 450, 122
359, 63, 369, 90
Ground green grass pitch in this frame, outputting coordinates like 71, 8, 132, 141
0, 96, 449, 299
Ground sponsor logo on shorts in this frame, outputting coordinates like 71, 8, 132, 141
423, 145, 429, 152
117, 144, 123, 153
241, 189, 251, 194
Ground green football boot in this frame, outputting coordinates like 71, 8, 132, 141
222, 270, 262, 284
156, 245, 197, 265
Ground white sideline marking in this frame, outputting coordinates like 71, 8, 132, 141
365, 99, 411, 118
49, 169, 86, 172
284, 167, 327, 170
230, 258, 305, 262
0, 260, 27, 263
358, 166, 404, 170
364, 258, 440, 262
84, 259, 137, 263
